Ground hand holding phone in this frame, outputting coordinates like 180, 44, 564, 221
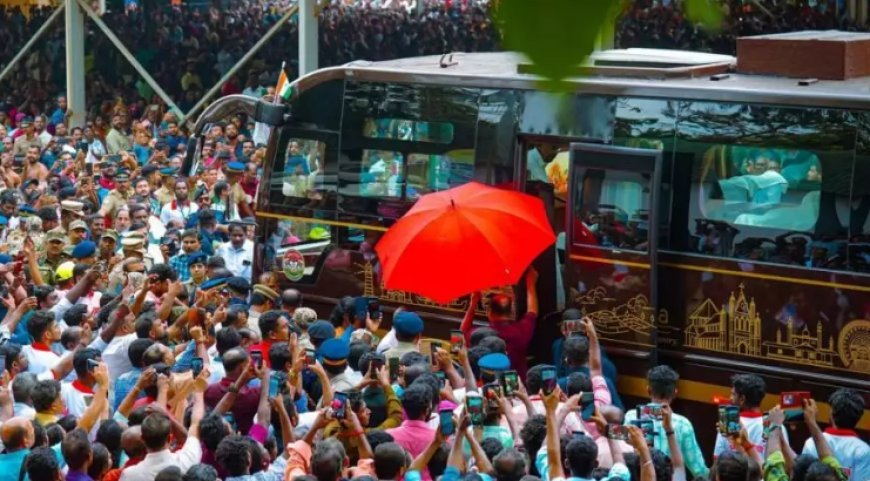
580, 392, 595, 421
606, 423, 629, 441
191, 357, 204, 378
333, 392, 349, 420
449, 329, 465, 355
718, 404, 741, 435
250, 350, 263, 369
541, 367, 557, 396
439, 409, 455, 436
500, 370, 519, 397
466, 395, 485, 426
269, 374, 282, 398
780, 391, 811, 422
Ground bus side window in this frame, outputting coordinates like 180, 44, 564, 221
279, 139, 328, 198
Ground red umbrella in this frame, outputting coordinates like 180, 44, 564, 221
375, 182, 556, 303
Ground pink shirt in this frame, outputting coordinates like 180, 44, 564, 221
386, 420, 436, 458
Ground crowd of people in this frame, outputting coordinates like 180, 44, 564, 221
0, 2, 867, 481
0, 0, 498, 123
0, 249, 863, 481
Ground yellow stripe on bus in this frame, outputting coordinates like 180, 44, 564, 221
569, 254, 870, 293
256, 211, 390, 232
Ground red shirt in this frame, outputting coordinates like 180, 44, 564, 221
204, 377, 261, 435
491, 312, 537, 378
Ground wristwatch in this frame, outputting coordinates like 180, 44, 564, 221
228, 385, 239, 394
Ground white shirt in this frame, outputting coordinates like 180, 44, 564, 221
376, 328, 398, 354
120, 435, 202, 481
86, 139, 107, 164
160, 201, 199, 228
23, 344, 60, 375
714, 412, 789, 457
102, 333, 137, 381
60, 381, 94, 418
215, 240, 253, 280
802, 429, 870, 481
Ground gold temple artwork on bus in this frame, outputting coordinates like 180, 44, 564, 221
684, 284, 762, 356
356, 261, 512, 315
684, 284, 870, 374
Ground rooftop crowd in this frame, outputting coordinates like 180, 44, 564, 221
0, 2, 866, 481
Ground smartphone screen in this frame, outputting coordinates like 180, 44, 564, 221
466, 395, 485, 426
606, 423, 628, 441
429, 341, 441, 366
304, 348, 316, 366
434, 370, 446, 386
250, 351, 263, 368
388, 356, 400, 382
631, 419, 655, 447
483, 383, 502, 410
439, 409, 455, 436
580, 392, 595, 421
333, 392, 348, 419
718, 404, 741, 435
501, 370, 519, 397
354, 297, 368, 320
450, 329, 465, 354
781, 391, 810, 422
367, 297, 380, 319
269, 375, 282, 398
641, 403, 663, 421
541, 367, 557, 395
191, 357, 204, 378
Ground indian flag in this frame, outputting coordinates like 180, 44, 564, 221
276, 67, 293, 101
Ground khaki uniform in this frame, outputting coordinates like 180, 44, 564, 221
153, 186, 175, 207
12, 135, 42, 156
101, 189, 133, 219
38, 254, 70, 286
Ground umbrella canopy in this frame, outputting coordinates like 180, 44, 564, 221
375, 182, 556, 303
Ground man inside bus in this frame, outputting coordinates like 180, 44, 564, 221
801, 388, 869, 481
623, 365, 709, 479
552, 308, 618, 384
460, 267, 538, 377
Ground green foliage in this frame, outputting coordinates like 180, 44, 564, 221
494, 0, 723, 88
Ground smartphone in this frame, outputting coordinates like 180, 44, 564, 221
606, 423, 629, 441
191, 357, 204, 378
0, 354, 7, 374
563, 319, 583, 336
572, 430, 586, 439
333, 392, 348, 419
449, 329, 465, 354
641, 403, 663, 421
223, 412, 236, 430
87, 359, 100, 372
466, 395, 485, 426
434, 370, 447, 386
388, 356, 400, 383
369, 357, 383, 379
366, 296, 380, 319
348, 390, 362, 407
250, 350, 263, 368
718, 404, 741, 435
429, 341, 442, 366
304, 348, 316, 367
268, 375, 282, 398
354, 297, 369, 320
631, 419, 655, 447
77, 141, 89, 152
501, 370, 519, 397
781, 391, 811, 422
541, 366, 557, 396
439, 408, 455, 436
580, 392, 595, 421
482, 382, 502, 410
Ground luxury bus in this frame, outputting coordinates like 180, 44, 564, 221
185, 46, 870, 453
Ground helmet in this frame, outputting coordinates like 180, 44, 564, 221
56, 261, 76, 282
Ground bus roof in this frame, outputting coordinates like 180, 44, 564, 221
297, 51, 870, 111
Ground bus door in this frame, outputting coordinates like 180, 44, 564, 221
566, 143, 663, 363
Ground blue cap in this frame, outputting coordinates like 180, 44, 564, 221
393, 311, 424, 337
319, 338, 350, 361
199, 276, 228, 290
71, 241, 96, 259
308, 320, 335, 341
226, 276, 251, 293
159, 167, 178, 176
226, 161, 246, 173
0, 254, 11, 264
0, 216, 7, 226
19, 205, 36, 216
478, 353, 511, 372
187, 252, 207, 267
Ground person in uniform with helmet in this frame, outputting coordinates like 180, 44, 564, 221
153, 167, 178, 206
97, 170, 133, 223
37, 228, 70, 286
224, 161, 253, 219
